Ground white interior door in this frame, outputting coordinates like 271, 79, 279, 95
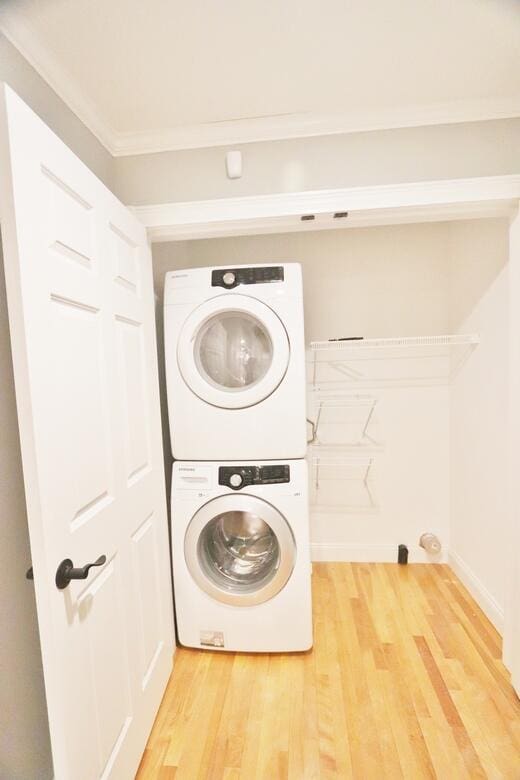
0, 84, 174, 779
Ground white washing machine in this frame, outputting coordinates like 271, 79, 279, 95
171, 459, 313, 652
164, 263, 307, 460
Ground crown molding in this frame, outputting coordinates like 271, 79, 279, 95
0, 12, 119, 153
1, 12, 520, 157
132, 174, 520, 242
113, 96, 520, 156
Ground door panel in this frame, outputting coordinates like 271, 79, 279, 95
131, 513, 164, 687
112, 222, 140, 293
116, 316, 150, 482
0, 84, 174, 779
78, 558, 132, 775
50, 302, 114, 530
44, 166, 94, 264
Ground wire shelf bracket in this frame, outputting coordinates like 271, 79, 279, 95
307, 394, 380, 448
312, 455, 378, 512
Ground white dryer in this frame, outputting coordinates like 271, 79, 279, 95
164, 263, 306, 460
171, 459, 313, 652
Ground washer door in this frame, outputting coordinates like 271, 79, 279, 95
184, 494, 296, 606
177, 295, 290, 409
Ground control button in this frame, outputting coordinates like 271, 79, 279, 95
222, 271, 236, 286
229, 473, 243, 488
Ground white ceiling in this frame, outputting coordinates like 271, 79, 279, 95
1, 0, 519, 155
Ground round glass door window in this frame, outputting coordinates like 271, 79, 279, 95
177, 295, 290, 409
194, 312, 273, 391
198, 510, 280, 593
184, 494, 296, 606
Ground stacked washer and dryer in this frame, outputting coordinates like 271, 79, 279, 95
164, 263, 313, 652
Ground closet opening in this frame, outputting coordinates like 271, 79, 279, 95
152, 215, 516, 648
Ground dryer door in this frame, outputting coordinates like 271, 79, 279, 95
177, 295, 290, 409
184, 494, 296, 606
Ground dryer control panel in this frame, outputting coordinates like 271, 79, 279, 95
212, 266, 284, 289
219, 464, 290, 490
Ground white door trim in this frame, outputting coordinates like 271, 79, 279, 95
504, 203, 520, 692
132, 174, 520, 242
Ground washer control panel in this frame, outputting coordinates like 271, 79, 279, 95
212, 266, 284, 289
219, 464, 290, 490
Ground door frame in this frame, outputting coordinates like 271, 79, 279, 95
133, 174, 520, 242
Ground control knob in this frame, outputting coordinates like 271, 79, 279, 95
229, 473, 243, 488
223, 271, 236, 286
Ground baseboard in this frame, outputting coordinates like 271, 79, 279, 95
448, 551, 504, 633
310, 542, 446, 564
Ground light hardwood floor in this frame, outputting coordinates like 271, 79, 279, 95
136, 563, 520, 779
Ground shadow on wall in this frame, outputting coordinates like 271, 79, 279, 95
0, 237, 53, 779
152, 242, 188, 510
154, 291, 173, 521
449, 219, 509, 331
152, 256, 181, 630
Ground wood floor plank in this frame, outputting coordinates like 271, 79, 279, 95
136, 564, 520, 779
414, 635, 486, 777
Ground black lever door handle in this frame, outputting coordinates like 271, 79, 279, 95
55, 555, 106, 590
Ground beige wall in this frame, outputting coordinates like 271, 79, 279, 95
0, 33, 115, 780
0, 33, 113, 188
0, 241, 52, 780
115, 117, 520, 206
153, 223, 452, 340
449, 218, 510, 627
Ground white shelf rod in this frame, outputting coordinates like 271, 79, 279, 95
310, 333, 480, 351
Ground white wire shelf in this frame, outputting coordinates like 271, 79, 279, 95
308, 333, 480, 388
